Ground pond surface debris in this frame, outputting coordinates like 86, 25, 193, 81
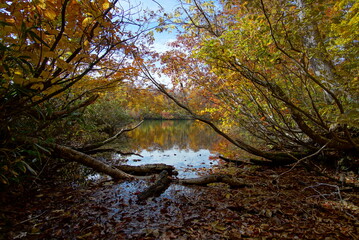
0, 164, 358, 239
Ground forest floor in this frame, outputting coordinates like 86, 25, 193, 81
0, 163, 358, 240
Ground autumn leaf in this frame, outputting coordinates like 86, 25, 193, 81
102, 0, 110, 10
44, 9, 57, 20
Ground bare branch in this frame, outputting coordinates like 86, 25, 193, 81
77, 120, 144, 152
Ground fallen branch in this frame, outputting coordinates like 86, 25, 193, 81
19, 137, 140, 180
302, 161, 359, 190
14, 211, 48, 226
137, 170, 172, 201
51, 143, 136, 179
116, 164, 176, 176
219, 155, 250, 165
116, 150, 143, 157
178, 175, 250, 189
85, 148, 143, 157
278, 142, 330, 178
250, 158, 295, 166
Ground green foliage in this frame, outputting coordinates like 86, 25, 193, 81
0, 145, 40, 185
82, 96, 132, 138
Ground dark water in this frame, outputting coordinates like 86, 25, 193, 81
114, 120, 225, 178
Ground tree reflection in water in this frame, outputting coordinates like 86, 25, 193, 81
116, 120, 226, 178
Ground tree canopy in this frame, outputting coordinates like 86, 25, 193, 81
0, 0, 151, 184
156, 0, 359, 164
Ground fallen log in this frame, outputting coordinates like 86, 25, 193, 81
115, 164, 177, 176
178, 175, 250, 189
250, 158, 296, 166
219, 155, 250, 165
50, 143, 138, 179
19, 137, 140, 180
137, 170, 172, 201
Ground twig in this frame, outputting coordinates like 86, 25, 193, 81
14, 211, 47, 226
305, 183, 342, 202
116, 150, 143, 157
277, 142, 329, 179
77, 120, 144, 152
302, 161, 359, 190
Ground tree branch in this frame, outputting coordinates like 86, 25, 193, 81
77, 120, 144, 152
47, 95, 99, 120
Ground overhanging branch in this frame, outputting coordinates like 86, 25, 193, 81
76, 120, 144, 152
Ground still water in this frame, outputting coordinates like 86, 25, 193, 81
115, 120, 225, 178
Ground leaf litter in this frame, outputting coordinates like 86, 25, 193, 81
0, 164, 358, 239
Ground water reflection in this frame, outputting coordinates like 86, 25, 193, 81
126, 120, 221, 151
115, 120, 225, 178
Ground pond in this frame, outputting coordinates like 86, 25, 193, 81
114, 120, 226, 178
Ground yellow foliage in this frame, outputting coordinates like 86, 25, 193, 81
82, 17, 93, 28
31, 83, 44, 90
44, 9, 57, 20
13, 76, 25, 85
102, 0, 110, 10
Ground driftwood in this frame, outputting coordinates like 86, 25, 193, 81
115, 164, 176, 176
178, 175, 250, 189
137, 170, 172, 201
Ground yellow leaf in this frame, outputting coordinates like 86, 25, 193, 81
31, 83, 44, 90
103, 0, 110, 10
36, 0, 46, 9
82, 17, 93, 28
44, 9, 57, 20
43, 51, 57, 59
42, 84, 62, 96
13, 76, 25, 85
57, 59, 72, 69
5, 18, 15, 24
0, 175, 8, 184
31, 96, 43, 102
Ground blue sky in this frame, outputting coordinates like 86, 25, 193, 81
135, 0, 181, 52
127, 0, 182, 85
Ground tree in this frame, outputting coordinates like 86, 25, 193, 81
0, 0, 149, 184
154, 0, 359, 166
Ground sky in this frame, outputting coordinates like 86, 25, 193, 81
134, 0, 181, 53
127, 0, 182, 85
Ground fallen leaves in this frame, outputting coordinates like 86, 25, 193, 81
1, 166, 358, 239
